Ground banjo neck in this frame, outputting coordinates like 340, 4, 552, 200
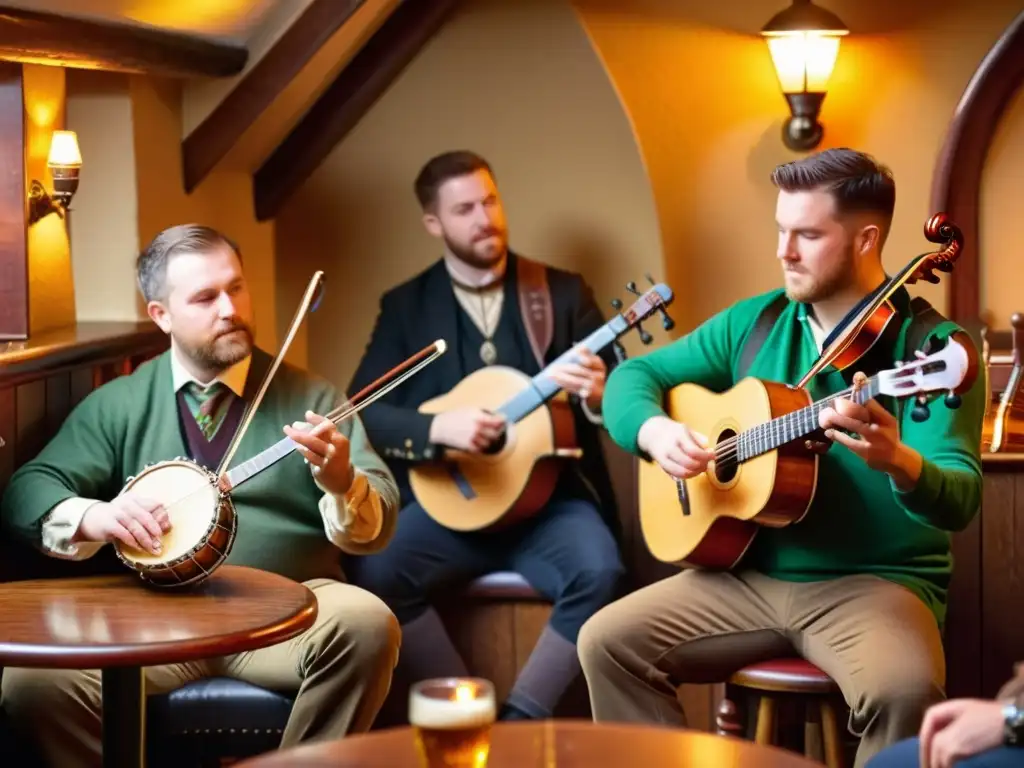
220, 436, 297, 491
216, 338, 448, 493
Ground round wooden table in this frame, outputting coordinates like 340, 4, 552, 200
0, 564, 317, 768
235, 719, 823, 767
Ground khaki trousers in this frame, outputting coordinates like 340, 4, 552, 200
577, 570, 945, 768
0, 578, 401, 768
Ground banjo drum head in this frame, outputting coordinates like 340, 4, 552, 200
116, 459, 220, 565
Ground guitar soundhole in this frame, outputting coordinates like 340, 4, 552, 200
712, 428, 738, 484
482, 429, 508, 456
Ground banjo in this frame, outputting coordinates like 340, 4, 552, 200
113, 271, 446, 588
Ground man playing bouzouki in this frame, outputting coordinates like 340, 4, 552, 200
345, 150, 625, 721
578, 149, 986, 768
0, 225, 403, 767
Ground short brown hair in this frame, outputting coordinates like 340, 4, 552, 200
771, 148, 896, 240
413, 150, 493, 211
136, 224, 241, 303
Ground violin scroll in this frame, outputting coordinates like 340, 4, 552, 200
905, 212, 963, 286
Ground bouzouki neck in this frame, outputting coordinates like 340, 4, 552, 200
494, 282, 674, 425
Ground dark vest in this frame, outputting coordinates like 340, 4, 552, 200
175, 389, 247, 471
454, 288, 530, 375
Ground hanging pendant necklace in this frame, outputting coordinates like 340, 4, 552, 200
479, 292, 498, 365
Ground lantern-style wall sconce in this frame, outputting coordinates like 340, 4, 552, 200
29, 129, 82, 224
761, 0, 849, 152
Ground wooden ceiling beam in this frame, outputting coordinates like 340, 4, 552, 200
252, 0, 460, 222
182, 0, 367, 193
0, 6, 247, 78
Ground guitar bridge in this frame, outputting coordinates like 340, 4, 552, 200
675, 478, 690, 516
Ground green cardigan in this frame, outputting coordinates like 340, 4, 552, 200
603, 288, 985, 626
0, 348, 399, 584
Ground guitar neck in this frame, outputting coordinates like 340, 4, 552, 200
735, 376, 882, 462
497, 321, 623, 424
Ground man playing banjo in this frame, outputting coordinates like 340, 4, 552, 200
0, 224, 403, 767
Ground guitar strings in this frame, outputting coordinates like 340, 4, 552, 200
710, 380, 868, 470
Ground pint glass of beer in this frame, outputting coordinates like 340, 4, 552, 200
409, 677, 496, 768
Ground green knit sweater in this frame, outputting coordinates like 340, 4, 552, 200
604, 288, 985, 626
0, 348, 399, 584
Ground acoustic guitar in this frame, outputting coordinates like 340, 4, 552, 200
411, 280, 674, 532
638, 335, 975, 569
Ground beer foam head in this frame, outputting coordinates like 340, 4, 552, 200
409, 680, 496, 730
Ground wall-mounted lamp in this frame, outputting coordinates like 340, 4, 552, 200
29, 130, 82, 224
762, 0, 849, 152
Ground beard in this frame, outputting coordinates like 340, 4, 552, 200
444, 229, 507, 270
179, 320, 254, 373
783, 243, 856, 304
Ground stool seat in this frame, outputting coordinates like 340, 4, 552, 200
463, 571, 545, 600
730, 658, 839, 695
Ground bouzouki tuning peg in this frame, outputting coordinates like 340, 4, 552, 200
944, 391, 962, 409
625, 281, 641, 296
645, 273, 656, 286
636, 321, 653, 345
658, 307, 675, 331
610, 298, 623, 311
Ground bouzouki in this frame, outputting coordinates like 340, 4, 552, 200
411, 279, 675, 532
114, 271, 447, 588
638, 212, 975, 569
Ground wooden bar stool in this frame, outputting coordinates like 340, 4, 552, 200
716, 658, 846, 768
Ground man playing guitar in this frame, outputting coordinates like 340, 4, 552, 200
346, 150, 625, 721
577, 148, 986, 767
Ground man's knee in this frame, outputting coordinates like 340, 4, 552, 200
860, 664, 943, 726
577, 600, 631, 675
315, 584, 401, 671
1, 667, 98, 721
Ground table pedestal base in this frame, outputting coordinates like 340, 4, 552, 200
102, 667, 145, 768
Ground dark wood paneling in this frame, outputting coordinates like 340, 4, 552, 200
0, 321, 165, 387
0, 385, 13, 487
13, 379, 45, 466
981, 471, 1024, 694
253, 0, 460, 222
44, 372, 70, 436
946, 510, 981, 698
945, 459, 1024, 699
0, 6, 247, 78
0, 322, 167, 582
0, 61, 26, 340
930, 10, 1024, 325
183, 0, 366, 192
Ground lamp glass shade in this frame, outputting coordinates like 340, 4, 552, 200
47, 130, 82, 167
766, 33, 841, 94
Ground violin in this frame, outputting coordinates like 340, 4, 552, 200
795, 213, 975, 421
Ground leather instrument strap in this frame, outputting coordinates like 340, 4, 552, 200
516, 256, 554, 369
